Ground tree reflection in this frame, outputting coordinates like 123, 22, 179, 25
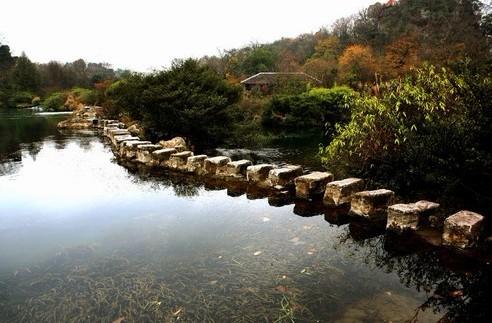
337, 227, 492, 322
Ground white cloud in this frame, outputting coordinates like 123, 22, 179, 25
0, 0, 377, 71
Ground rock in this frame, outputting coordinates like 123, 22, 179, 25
57, 118, 93, 129
127, 124, 142, 136
225, 160, 252, 178
246, 164, 275, 187
386, 201, 439, 232
112, 135, 139, 147
135, 144, 162, 164
204, 156, 232, 176
187, 155, 208, 174
152, 148, 177, 165
324, 178, 365, 207
159, 137, 187, 150
107, 129, 130, 140
103, 125, 119, 136
294, 171, 333, 200
349, 189, 395, 220
268, 165, 303, 189
442, 210, 484, 248
168, 151, 193, 170
120, 140, 151, 159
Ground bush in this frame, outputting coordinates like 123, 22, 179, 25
7, 91, 34, 107
106, 59, 241, 147
71, 87, 97, 105
42, 92, 68, 111
320, 64, 492, 209
262, 86, 354, 135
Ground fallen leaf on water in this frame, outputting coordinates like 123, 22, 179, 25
209, 280, 218, 285
172, 307, 183, 316
253, 251, 262, 256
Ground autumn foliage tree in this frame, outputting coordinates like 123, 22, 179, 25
384, 34, 419, 78
338, 45, 378, 87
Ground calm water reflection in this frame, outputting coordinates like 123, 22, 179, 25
0, 111, 490, 322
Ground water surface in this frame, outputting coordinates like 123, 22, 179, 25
0, 110, 489, 322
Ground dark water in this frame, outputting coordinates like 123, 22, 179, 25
0, 110, 490, 322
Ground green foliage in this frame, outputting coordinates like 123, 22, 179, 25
262, 86, 354, 133
42, 92, 68, 112
11, 53, 40, 92
71, 87, 97, 105
320, 64, 492, 201
106, 59, 241, 147
7, 91, 34, 108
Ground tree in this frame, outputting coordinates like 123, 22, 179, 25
384, 33, 419, 78
241, 45, 278, 75
303, 57, 338, 87
11, 53, 40, 92
107, 59, 241, 147
338, 45, 378, 86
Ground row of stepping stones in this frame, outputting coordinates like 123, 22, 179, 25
100, 119, 486, 250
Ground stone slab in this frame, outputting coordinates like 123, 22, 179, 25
349, 189, 395, 220
268, 165, 303, 189
187, 155, 208, 174
294, 171, 333, 200
442, 210, 484, 248
246, 164, 275, 184
204, 156, 232, 175
225, 160, 253, 177
323, 178, 364, 206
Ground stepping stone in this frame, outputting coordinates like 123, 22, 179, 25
349, 189, 395, 220
187, 155, 208, 174
120, 140, 151, 159
168, 151, 194, 170
152, 148, 177, 163
108, 129, 130, 140
204, 156, 232, 175
268, 165, 303, 189
113, 135, 139, 146
247, 164, 275, 185
323, 178, 364, 206
103, 125, 119, 136
386, 200, 439, 232
136, 144, 162, 164
442, 210, 484, 248
294, 171, 333, 200
225, 160, 252, 177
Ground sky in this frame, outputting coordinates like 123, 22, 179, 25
1, 0, 377, 71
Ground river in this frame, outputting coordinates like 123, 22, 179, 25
0, 110, 490, 322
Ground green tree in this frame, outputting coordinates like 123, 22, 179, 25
107, 59, 241, 147
242, 46, 278, 75
11, 53, 40, 92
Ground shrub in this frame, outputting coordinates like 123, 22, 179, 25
7, 91, 34, 107
262, 86, 354, 136
71, 87, 97, 105
320, 64, 492, 207
42, 92, 68, 111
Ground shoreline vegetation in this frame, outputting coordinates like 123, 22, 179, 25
1, 1, 491, 235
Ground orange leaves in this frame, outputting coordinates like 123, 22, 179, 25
338, 44, 378, 86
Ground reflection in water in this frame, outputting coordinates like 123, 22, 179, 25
0, 111, 490, 322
